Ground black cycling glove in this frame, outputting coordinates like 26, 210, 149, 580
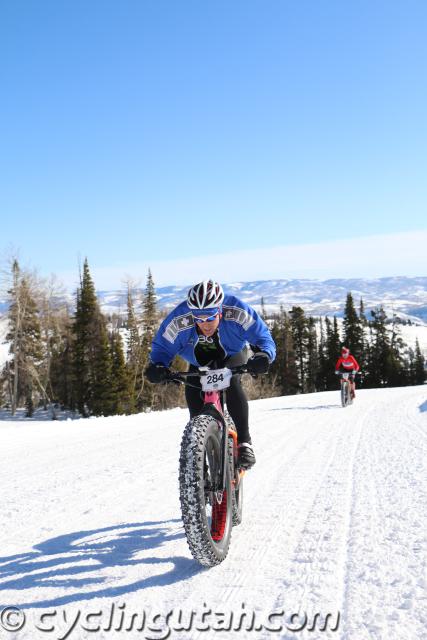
246, 352, 270, 375
145, 362, 171, 383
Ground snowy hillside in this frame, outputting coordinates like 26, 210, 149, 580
1, 278, 427, 368
397, 323, 427, 355
94, 276, 427, 321
96, 277, 427, 356
2, 276, 426, 320
1, 385, 426, 639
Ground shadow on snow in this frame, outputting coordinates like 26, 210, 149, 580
419, 399, 427, 413
0, 520, 203, 610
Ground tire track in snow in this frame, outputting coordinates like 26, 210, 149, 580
186, 406, 348, 639
340, 389, 427, 640
260, 404, 366, 640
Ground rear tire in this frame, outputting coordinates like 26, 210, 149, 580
232, 473, 244, 526
179, 414, 233, 566
228, 436, 244, 526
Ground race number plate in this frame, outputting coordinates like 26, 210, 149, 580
201, 368, 233, 392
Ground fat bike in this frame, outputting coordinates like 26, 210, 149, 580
337, 371, 359, 407
171, 365, 247, 567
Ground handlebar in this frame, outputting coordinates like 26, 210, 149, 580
335, 370, 362, 377
169, 364, 248, 382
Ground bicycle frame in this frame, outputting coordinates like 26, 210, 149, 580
203, 386, 241, 495
204, 388, 223, 414
172, 366, 244, 494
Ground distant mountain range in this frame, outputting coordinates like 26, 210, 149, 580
1, 277, 427, 324
96, 276, 427, 324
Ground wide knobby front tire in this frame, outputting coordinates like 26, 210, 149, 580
179, 414, 233, 566
341, 381, 352, 407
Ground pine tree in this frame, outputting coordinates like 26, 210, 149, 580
406, 346, 416, 385
388, 313, 407, 386
366, 306, 390, 387
73, 259, 114, 416
290, 306, 309, 393
90, 313, 114, 416
110, 331, 134, 414
316, 317, 328, 391
324, 316, 342, 390
138, 269, 159, 410
73, 263, 94, 415
141, 269, 157, 335
125, 284, 143, 407
359, 298, 367, 326
306, 317, 319, 393
50, 310, 75, 410
414, 338, 426, 385
343, 292, 364, 365
269, 308, 299, 395
358, 298, 368, 385
363, 307, 412, 388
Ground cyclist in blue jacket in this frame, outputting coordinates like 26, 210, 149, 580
145, 279, 276, 469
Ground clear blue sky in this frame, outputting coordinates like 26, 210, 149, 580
1, 1, 426, 287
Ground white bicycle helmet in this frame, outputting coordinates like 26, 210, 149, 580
187, 279, 224, 310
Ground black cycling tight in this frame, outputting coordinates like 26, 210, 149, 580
184, 350, 251, 444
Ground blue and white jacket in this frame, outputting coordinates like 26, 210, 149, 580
149, 295, 276, 367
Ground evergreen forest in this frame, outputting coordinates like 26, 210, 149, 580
1, 259, 425, 417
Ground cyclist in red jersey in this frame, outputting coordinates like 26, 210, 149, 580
335, 346, 360, 398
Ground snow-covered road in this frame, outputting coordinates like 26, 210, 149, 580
1, 385, 426, 640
